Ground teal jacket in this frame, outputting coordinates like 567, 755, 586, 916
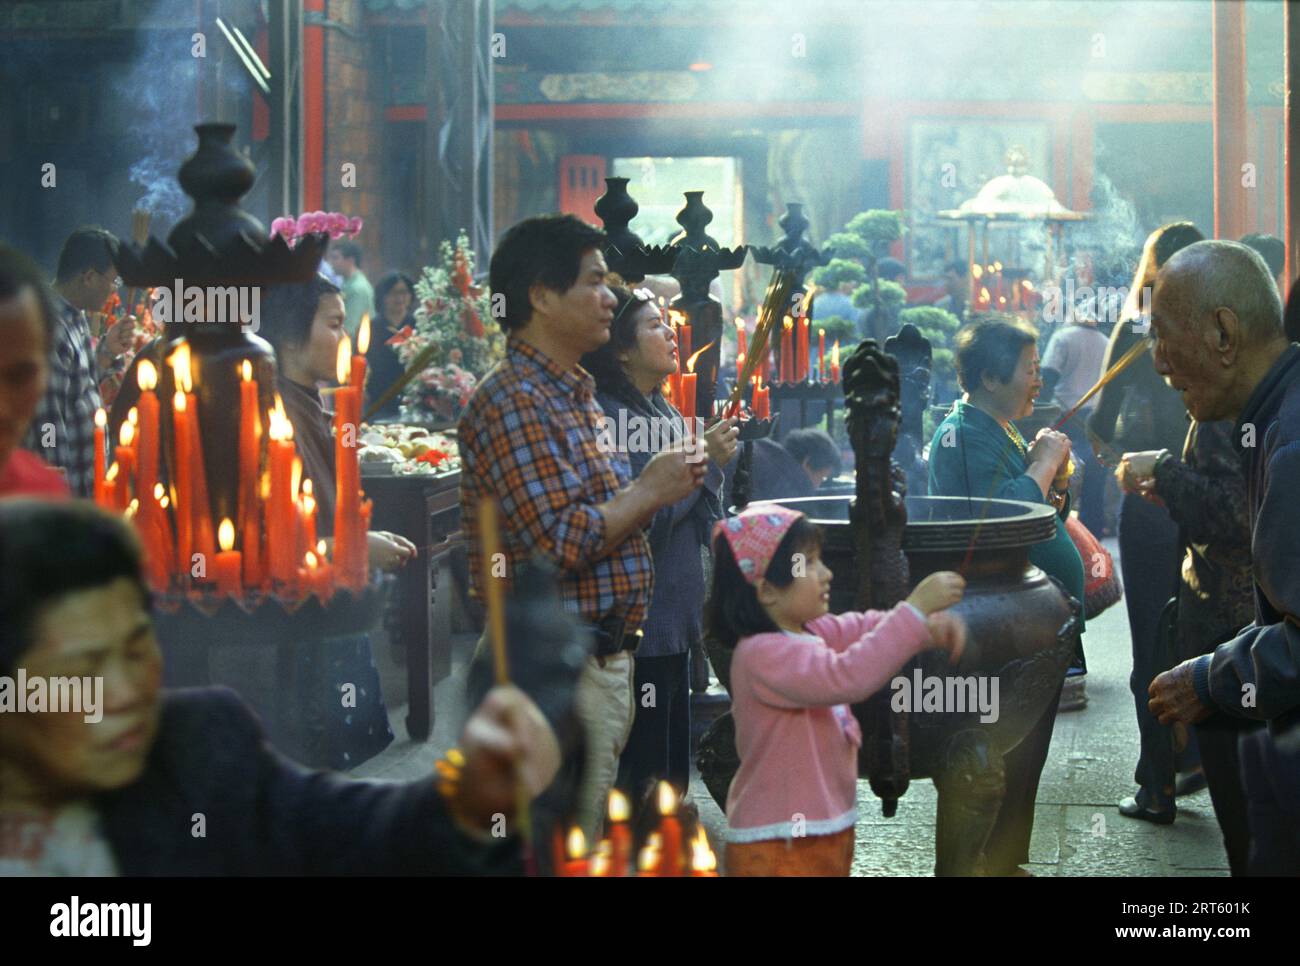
927, 401, 1086, 630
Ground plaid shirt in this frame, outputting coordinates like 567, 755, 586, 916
24, 295, 103, 498
458, 337, 653, 632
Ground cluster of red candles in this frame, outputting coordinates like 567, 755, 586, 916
92, 322, 374, 602
555, 785, 718, 877
663, 341, 711, 424
777, 315, 840, 384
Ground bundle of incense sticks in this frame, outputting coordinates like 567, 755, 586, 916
1052, 336, 1151, 430
723, 268, 800, 419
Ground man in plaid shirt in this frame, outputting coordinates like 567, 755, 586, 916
23, 228, 134, 498
460, 215, 704, 842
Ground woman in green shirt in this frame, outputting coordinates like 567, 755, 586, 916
927, 317, 1083, 875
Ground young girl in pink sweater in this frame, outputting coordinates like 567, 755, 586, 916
707, 504, 967, 876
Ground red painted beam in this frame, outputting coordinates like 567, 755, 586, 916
303, 0, 326, 212
494, 100, 858, 122
1213, 0, 1249, 239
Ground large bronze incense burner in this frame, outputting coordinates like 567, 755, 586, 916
698, 340, 1079, 876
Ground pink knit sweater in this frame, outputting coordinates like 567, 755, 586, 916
724, 604, 931, 843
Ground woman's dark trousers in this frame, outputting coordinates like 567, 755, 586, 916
616, 652, 692, 810
1118, 492, 1181, 809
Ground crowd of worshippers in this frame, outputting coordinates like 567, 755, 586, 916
2, 211, 1299, 876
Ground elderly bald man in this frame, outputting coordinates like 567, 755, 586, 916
1140, 240, 1299, 875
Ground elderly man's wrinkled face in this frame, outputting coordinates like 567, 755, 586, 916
0, 577, 162, 805
1150, 271, 1234, 422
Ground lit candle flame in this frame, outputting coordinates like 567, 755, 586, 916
832, 340, 840, 367
798, 287, 815, 318
174, 391, 186, 413
971, 264, 984, 280
992, 261, 1003, 272
608, 789, 630, 824
357, 314, 371, 355
316, 539, 327, 557
154, 483, 165, 501
291, 457, 302, 497
685, 341, 714, 375
305, 550, 318, 569
980, 287, 991, 302
218, 518, 235, 553
637, 845, 660, 873
1022, 279, 1035, 292
95, 408, 106, 429
268, 396, 293, 441
119, 420, 134, 447
128, 407, 138, 427
241, 360, 252, 382
783, 315, 793, 330
302, 478, 313, 497
137, 359, 158, 391
105, 462, 119, 483
566, 826, 587, 860
170, 344, 194, 394
336, 335, 352, 386
656, 780, 678, 816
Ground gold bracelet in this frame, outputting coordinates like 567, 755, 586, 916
434, 747, 466, 799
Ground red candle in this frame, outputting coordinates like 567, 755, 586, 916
153, 484, 176, 578
800, 316, 811, 381
655, 781, 683, 876
115, 420, 135, 511
607, 789, 632, 876
351, 314, 370, 394
831, 340, 841, 384
818, 328, 826, 382
299, 481, 318, 569
214, 518, 242, 597
238, 361, 262, 586
735, 318, 746, 366
780, 318, 793, 383
135, 361, 160, 505
678, 320, 692, 360
334, 338, 365, 589
93, 408, 107, 506
171, 391, 193, 575
186, 392, 215, 575
562, 827, 589, 878
268, 398, 296, 586
679, 372, 697, 424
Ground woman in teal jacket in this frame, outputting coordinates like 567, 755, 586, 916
927, 317, 1083, 876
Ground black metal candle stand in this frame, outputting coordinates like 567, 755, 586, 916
154, 576, 391, 767
768, 379, 845, 438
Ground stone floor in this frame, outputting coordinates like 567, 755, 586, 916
351, 536, 1230, 876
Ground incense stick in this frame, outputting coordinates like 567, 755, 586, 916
475, 496, 532, 848
477, 497, 509, 685
1052, 336, 1151, 431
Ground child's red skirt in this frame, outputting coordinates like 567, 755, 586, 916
725, 828, 854, 876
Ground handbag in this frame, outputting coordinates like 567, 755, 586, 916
1064, 515, 1123, 619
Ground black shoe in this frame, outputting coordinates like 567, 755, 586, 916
1119, 796, 1175, 825
1175, 769, 1207, 797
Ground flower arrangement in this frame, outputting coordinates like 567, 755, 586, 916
270, 211, 363, 246
387, 233, 505, 425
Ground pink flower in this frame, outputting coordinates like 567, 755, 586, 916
270, 216, 295, 240
348, 216, 364, 236
326, 212, 350, 239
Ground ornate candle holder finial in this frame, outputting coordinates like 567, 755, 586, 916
666, 192, 748, 422
750, 202, 832, 284
115, 123, 328, 293
593, 177, 678, 284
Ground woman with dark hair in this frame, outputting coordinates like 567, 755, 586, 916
580, 285, 739, 807
366, 271, 416, 420
0, 499, 558, 875
927, 316, 1083, 876
255, 276, 417, 768
1087, 223, 1201, 824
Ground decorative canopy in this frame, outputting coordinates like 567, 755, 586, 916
938, 146, 1087, 223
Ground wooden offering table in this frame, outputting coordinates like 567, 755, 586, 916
361, 467, 462, 741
